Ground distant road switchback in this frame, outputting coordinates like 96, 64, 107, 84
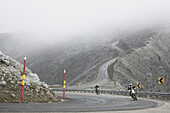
69, 41, 122, 89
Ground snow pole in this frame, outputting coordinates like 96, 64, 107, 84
21, 56, 26, 103
63, 69, 66, 100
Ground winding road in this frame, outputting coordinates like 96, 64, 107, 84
1, 41, 170, 113
69, 41, 121, 89
0, 92, 167, 112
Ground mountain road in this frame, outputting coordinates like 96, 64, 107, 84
69, 41, 121, 89
1, 92, 169, 112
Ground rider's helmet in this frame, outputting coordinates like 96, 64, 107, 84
132, 86, 136, 89
130, 83, 132, 86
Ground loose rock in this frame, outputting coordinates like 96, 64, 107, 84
11, 94, 15, 98
0, 81, 6, 86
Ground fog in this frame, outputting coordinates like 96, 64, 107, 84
0, 0, 170, 44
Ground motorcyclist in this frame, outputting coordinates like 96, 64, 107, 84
128, 84, 133, 96
128, 84, 137, 100
95, 85, 100, 95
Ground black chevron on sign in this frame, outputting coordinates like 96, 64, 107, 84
160, 78, 163, 84
137, 83, 141, 88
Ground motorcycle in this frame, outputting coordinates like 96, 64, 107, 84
95, 85, 100, 95
96, 88, 100, 95
131, 89, 137, 100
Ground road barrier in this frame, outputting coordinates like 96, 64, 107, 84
52, 88, 170, 100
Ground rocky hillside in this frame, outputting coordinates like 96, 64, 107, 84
0, 35, 118, 85
0, 51, 59, 102
30, 42, 118, 85
108, 27, 170, 93
0, 26, 163, 86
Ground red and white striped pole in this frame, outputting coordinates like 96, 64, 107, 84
63, 69, 66, 100
21, 56, 26, 103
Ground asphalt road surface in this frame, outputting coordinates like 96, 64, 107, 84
0, 92, 163, 112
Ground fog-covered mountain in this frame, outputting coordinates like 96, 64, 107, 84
0, 33, 119, 85
0, 25, 167, 91
108, 26, 170, 92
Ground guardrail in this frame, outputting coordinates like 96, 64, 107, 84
51, 88, 170, 100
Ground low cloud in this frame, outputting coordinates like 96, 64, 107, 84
0, 0, 170, 44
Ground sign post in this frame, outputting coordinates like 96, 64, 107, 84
63, 69, 66, 100
21, 56, 26, 103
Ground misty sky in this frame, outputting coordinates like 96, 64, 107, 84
0, 0, 170, 41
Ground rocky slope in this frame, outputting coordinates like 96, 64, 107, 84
108, 27, 170, 92
0, 51, 59, 102
0, 26, 163, 87
0, 35, 118, 85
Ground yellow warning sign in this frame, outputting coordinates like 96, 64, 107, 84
159, 77, 164, 84
137, 82, 141, 88
63, 85, 66, 88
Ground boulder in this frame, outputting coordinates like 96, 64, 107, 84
0, 57, 10, 66
0, 81, 6, 86
11, 94, 15, 98
41, 82, 48, 88
44, 83, 48, 88
8, 78, 12, 81
10, 81, 14, 84
1, 76, 4, 81
27, 73, 40, 84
